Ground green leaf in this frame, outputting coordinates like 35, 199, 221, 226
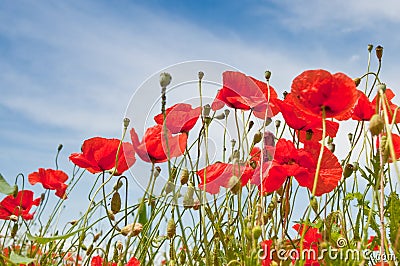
0, 173, 17, 195
26, 228, 83, 244
9, 252, 35, 265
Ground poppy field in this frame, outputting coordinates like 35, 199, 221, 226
0, 45, 399, 265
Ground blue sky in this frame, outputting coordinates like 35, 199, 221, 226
0, 1, 399, 217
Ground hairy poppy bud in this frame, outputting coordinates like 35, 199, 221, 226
198, 71, 204, 80
123, 117, 130, 128
248, 120, 254, 131
275, 120, 281, 129
179, 249, 186, 265
107, 210, 115, 221
120, 223, 143, 237
375, 45, 383, 61
86, 244, 93, 256
167, 219, 176, 238
111, 192, 121, 214
113, 180, 123, 191
353, 78, 361, 87
224, 109, 230, 117
180, 168, 189, 185
203, 104, 211, 117
214, 113, 225, 120
165, 181, 175, 194
253, 131, 262, 145
369, 114, 384, 136
93, 231, 102, 242
252, 225, 262, 239
343, 164, 354, 178
368, 44, 373, 52
265, 70, 272, 80
57, 144, 63, 152
348, 133, 353, 143
11, 223, 18, 238
116, 240, 123, 251
377, 83, 386, 93
154, 166, 161, 178
160, 72, 172, 88
310, 197, 318, 213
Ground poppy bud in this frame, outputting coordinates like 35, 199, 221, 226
179, 249, 186, 265
9, 215, 18, 222
86, 244, 93, 256
369, 114, 384, 136
214, 113, 225, 120
120, 223, 143, 237
198, 71, 204, 80
69, 219, 78, 226
229, 176, 242, 194
250, 161, 257, 169
283, 91, 288, 99
180, 168, 189, 185
167, 219, 176, 238
248, 120, 254, 131
224, 109, 230, 117
203, 104, 211, 117
111, 192, 121, 214
368, 44, 373, 52
265, 70, 272, 81
116, 240, 123, 251
231, 139, 236, 147
310, 197, 318, 213
343, 164, 354, 178
275, 120, 281, 129
348, 133, 353, 143
353, 78, 361, 87
306, 129, 313, 141
160, 72, 172, 88
375, 45, 383, 61
93, 231, 102, 242
81, 244, 87, 251
154, 166, 161, 178
57, 144, 63, 152
253, 132, 262, 144
11, 223, 18, 238
252, 225, 262, 239
377, 83, 386, 93
123, 118, 130, 128
353, 162, 359, 171
113, 180, 123, 191
327, 143, 335, 153
165, 181, 175, 194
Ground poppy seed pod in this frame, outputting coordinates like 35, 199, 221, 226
264, 70, 272, 81
375, 45, 383, 61
123, 117, 130, 128
369, 114, 384, 136
224, 109, 230, 117
229, 176, 242, 194
198, 71, 204, 80
343, 164, 354, 178
160, 72, 172, 88
167, 218, 176, 238
111, 192, 121, 214
253, 131, 262, 144
154, 166, 161, 178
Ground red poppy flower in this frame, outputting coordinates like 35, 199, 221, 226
291, 69, 358, 119
276, 94, 339, 143
300, 141, 343, 196
90, 256, 117, 266
351, 90, 375, 121
372, 88, 400, 123
126, 257, 140, 266
197, 162, 254, 194
28, 168, 68, 199
69, 137, 136, 176
130, 125, 187, 163
0, 190, 41, 220
211, 71, 279, 119
154, 103, 201, 134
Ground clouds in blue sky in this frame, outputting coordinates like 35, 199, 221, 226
0, 1, 399, 203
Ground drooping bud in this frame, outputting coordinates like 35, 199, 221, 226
113, 180, 123, 191
11, 223, 18, 238
348, 133, 353, 143
183, 184, 195, 209
111, 191, 121, 214
86, 244, 93, 256
198, 71, 204, 80
275, 120, 281, 129
179, 249, 187, 265
327, 143, 336, 153
167, 219, 176, 238
116, 240, 123, 251
93, 231, 102, 242
57, 144, 63, 152
120, 223, 143, 237
160, 72, 172, 88
265, 71, 271, 81
123, 118, 130, 128
224, 109, 230, 118
353, 78, 361, 87
164, 181, 175, 194
368, 44, 373, 52
310, 197, 318, 214
375, 45, 383, 61
343, 164, 354, 178
107, 209, 115, 221
252, 225, 262, 239
214, 113, 225, 120
369, 114, 384, 136
180, 168, 189, 185
154, 166, 161, 178
248, 121, 254, 132
253, 131, 262, 144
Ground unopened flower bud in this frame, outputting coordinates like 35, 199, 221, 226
253, 132, 262, 144
343, 164, 354, 178
198, 71, 204, 80
228, 176, 241, 194
368, 44, 373, 52
348, 133, 353, 143
107, 210, 115, 221
248, 121, 254, 132
369, 114, 384, 136
327, 143, 335, 153
113, 180, 123, 191
111, 192, 121, 214
120, 223, 143, 237
180, 168, 189, 185
224, 109, 230, 118
11, 223, 18, 238
310, 197, 318, 213
86, 244, 93, 256
9, 215, 18, 222
353, 162, 359, 171
183, 186, 195, 209
167, 219, 176, 238
377, 83, 386, 93
353, 78, 361, 87
264, 70, 272, 81
252, 225, 262, 239
93, 231, 102, 242
231, 139, 236, 147
375, 45, 383, 61
154, 166, 161, 178
69, 220, 78, 226
214, 113, 225, 120
123, 118, 130, 128
57, 144, 63, 152
116, 240, 123, 251
160, 72, 172, 88
203, 104, 211, 117
165, 181, 175, 194
275, 120, 281, 129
